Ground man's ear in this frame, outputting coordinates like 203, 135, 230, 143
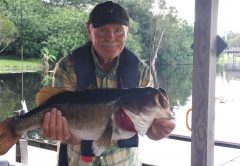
127, 26, 130, 34
86, 24, 91, 41
124, 26, 130, 43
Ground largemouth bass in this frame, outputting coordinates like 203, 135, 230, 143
0, 87, 171, 156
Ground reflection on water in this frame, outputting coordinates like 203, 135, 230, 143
215, 64, 240, 143
0, 72, 43, 121
157, 64, 192, 109
140, 64, 240, 166
0, 72, 56, 144
0, 64, 240, 145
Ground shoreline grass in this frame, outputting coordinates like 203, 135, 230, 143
0, 56, 42, 67
0, 56, 43, 73
218, 53, 240, 64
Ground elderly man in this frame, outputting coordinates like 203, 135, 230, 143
42, 1, 176, 165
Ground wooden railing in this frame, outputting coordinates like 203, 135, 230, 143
13, 134, 240, 166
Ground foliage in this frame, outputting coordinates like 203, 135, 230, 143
125, 20, 143, 58
0, 0, 50, 57
41, 47, 56, 64
41, 7, 89, 61
41, 72, 53, 87
0, 82, 17, 121
0, 0, 143, 65
115, 0, 193, 86
116, 0, 154, 59
149, 1, 178, 86
223, 31, 240, 48
0, 0, 194, 66
0, 16, 18, 53
41, 47, 56, 73
158, 20, 193, 65
46, 0, 101, 8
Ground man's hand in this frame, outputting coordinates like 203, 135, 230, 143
147, 118, 176, 140
42, 107, 80, 144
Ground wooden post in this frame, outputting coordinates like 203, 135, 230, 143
15, 110, 28, 164
16, 139, 28, 164
192, 0, 219, 166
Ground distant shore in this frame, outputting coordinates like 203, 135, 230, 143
0, 56, 43, 73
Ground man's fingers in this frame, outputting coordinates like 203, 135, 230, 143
41, 108, 77, 143
42, 111, 51, 137
56, 110, 63, 140
62, 116, 71, 141
49, 108, 57, 139
147, 118, 176, 140
161, 119, 176, 134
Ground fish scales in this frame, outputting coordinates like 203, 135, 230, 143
59, 103, 115, 129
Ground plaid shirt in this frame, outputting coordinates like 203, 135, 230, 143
52, 46, 153, 166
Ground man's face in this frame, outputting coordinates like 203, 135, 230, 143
88, 23, 129, 60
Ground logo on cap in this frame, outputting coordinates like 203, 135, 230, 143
108, 9, 114, 13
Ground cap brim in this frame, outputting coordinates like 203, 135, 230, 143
92, 17, 129, 28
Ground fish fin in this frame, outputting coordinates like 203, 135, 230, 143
36, 87, 69, 106
92, 119, 113, 156
0, 117, 21, 155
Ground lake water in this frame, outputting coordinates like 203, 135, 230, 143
140, 64, 240, 165
0, 64, 240, 165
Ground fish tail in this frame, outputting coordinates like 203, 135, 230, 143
0, 117, 21, 155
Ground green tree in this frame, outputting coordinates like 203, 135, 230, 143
1, 0, 89, 61
158, 20, 193, 65
116, 0, 154, 59
41, 47, 56, 73
0, 0, 193, 66
0, 0, 143, 63
46, 0, 101, 8
149, 0, 179, 86
0, 0, 50, 57
0, 16, 18, 53
42, 7, 89, 61
224, 31, 240, 48
124, 20, 142, 58
45, 0, 144, 60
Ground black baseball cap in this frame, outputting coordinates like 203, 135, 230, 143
88, 1, 129, 28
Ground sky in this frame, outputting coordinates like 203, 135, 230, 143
166, 0, 240, 35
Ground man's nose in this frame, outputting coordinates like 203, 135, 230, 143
105, 30, 115, 40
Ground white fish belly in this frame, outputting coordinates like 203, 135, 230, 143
71, 127, 106, 140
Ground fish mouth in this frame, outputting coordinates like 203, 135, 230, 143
124, 108, 157, 136
115, 107, 137, 133
119, 90, 173, 136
